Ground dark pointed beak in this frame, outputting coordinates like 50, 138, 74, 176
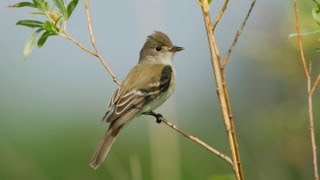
171, 46, 184, 52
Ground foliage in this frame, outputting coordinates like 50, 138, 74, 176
9, 0, 79, 58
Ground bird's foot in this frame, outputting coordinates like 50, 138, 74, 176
143, 111, 163, 123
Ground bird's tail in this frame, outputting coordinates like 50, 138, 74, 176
90, 127, 121, 169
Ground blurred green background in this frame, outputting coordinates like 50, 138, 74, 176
1, 0, 320, 179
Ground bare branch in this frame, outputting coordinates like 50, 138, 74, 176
222, 0, 256, 68
293, 0, 319, 179
310, 73, 320, 96
84, 0, 121, 86
293, 0, 310, 79
159, 117, 233, 166
61, 32, 96, 56
212, 0, 229, 31
198, 0, 246, 179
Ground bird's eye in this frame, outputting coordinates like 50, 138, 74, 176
155, 46, 162, 51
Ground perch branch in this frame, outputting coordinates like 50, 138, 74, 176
159, 116, 233, 166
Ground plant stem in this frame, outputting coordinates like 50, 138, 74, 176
198, 0, 245, 179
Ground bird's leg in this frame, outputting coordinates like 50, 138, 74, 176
143, 111, 163, 123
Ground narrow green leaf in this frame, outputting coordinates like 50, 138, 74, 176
43, 21, 52, 31
289, 29, 320, 38
23, 30, 41, 59
316, 47, 320, 52
53, 0, 67, 19
32, 0, 45, 9
16, 20, 44, 28
67, 0, 79, 19
37, 31, 55, 48
43, 21, 58, 33
8, 2, 36, 8
312, 6, 320, 25
208, 0, 213, 4
39, 1, 50, 12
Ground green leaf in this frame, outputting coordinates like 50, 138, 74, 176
289, 29, 320, 38
43, 21, 58, 33
312, 6, 320, 25
32, 0, 45, 9
67, 0, 79, 19
23, 29, 41, 59
53, 0, 67, 19
37, 31, 55, 47
208, 0, 213, 4
316, 47, 320, 52
8, 2, 36, 8
40, 1, 51, 12
16, 20, 44, 28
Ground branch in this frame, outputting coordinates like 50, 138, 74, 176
84, 0, 121, 86
293, 1, 319, 180
222, 0, 256, 68
143, 111, 233, 165
310, 72, 320, 96
161, 117, 233, 165
198, 0, 244, 179
61, 31, 96, 56
212, 0, 229, 31
293, 0, 310, 79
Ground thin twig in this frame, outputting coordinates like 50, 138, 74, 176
212, 0, 229, 31
222, 0, 256, 68
84, 0, 99, 52
293, 0, 310, 79
310, 73, 320, 96
61, 32, 96, 55
84, 0, 121, 86
159, 117, 233, 166
293, 1, 319, 180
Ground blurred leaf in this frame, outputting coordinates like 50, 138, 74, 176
37, 31, 55, 47
23, 30, 41, 59
208, 0, 212, 4
53, 0, 67, 19
8, 2, 36, 8
43, 21, 58, 33
32, 0, 45, 9
67, 0, 79, 19
40, 1, 51, 12
288, 29, 320, 38
316, 47, 320, 52
312, 6, 320, 25
16, 20, 44, 28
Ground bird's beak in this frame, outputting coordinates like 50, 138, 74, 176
170, 46, 184, 52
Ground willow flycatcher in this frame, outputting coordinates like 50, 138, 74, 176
90, 31, 183, 169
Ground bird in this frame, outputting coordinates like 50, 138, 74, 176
90, 31, 183, 169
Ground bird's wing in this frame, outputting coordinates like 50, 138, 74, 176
102, 63, 172, 128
